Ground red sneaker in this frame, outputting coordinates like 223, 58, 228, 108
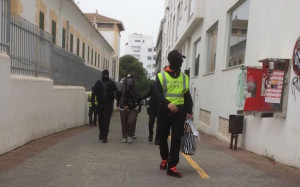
167, 166, 183, 178
160, 160, 168, 170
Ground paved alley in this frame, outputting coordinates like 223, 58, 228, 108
0, 108, 299, 187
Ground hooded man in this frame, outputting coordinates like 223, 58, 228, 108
92, 69, 117, 143
155, 50, 193, 178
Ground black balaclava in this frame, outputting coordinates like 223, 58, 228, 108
102, 69, 109, 81
168, 50, 185, 71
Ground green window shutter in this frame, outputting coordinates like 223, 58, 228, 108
39, 11, 44, 30
62, 28, 66, 49
52, 20, 56, 44
91, 49, 94, 65
82, 43, 85, 58
70, 34, 73, 52
88, 47, 90, 62
95, 52, 97, 65
77, 38, 80, 55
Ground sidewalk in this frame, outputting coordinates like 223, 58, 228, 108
0, 108, 299, 187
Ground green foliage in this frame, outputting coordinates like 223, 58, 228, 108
119, 55, 152, 95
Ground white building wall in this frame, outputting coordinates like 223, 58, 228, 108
100, 31, 115, 51
161, 0, 300, 169
125, 34, 156, 79
0, 54, 87, 155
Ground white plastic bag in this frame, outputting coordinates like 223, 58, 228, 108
186, 119, 200, 141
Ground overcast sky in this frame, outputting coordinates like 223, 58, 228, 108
76, 0, 165, 56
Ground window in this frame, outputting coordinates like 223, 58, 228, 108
76, 38, 80, 56
62, 28, 66, 49
98, 54, 100, 67
206, 23, 218, 73
148, 48, 152, 52
153, 55, 156, 60
135, 40, 141, 42
147, 65, 151, 68
52, 20, 56, 44
132, 46, 140, 52
176, 3, 181, 39
227, 0, 249, 67
95, 52, 97, 65
91, 49, 94, 65
98, 23, 113, 29
188, 0, 194, 18
82, 43, 85, 58
88, 46, 90, 62
39, 11, 44, 30
70, 34, 73, 52
193, 39, 201, 76
147, 56, 151, 60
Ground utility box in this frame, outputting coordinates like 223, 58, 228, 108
242, 58, 290, 118
228, 115, 244, 150
229, 115, 244, 134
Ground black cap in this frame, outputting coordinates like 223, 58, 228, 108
167, 50, 186, 63
103, 69, 109, 76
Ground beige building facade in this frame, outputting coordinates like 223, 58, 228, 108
11, 0, 115, 79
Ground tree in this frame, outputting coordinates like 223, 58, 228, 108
119, 55, 152, 95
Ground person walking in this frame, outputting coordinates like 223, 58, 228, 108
88, 87, 97, 127
92, 69, 117, 143
142, 81, 160, 144
155, 50, 193, 178
119, 74, 142, 143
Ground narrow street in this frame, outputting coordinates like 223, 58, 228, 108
0, 108, 299, 187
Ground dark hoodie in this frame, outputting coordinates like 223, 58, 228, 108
154, 66, 193, 115
92, 70, 117, 107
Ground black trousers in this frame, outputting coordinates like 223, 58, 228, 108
148, 107, 158, 138
88, 107, 97, 125
98, 100, 113, 138
158, 110, 186, 168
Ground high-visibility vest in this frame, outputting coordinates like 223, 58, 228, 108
88, 92, 98, 107
158, 71, 189, 105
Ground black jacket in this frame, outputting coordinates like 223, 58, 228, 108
142, 84, 159, 108
92, 78, 117, 106
120, 78, 142, 110
155, 68, 193, 115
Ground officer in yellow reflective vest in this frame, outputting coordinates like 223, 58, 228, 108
155, 50, 193, 178
88, 87, 98, 126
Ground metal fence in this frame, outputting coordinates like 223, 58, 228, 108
0, 0, 103, 90
10, 12, 52, 77
51, 45, 102, 90
0, 0, 10, 53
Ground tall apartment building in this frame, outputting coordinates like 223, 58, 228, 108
85, 11, 125, 81
158, 0, 300, 169
125, 33, 156, 79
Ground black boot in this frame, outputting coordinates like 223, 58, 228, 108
148, 133, 153, 142
102, 137, 107, 143
99, 134, 103, 140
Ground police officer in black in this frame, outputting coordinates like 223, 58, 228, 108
142, 81, 160, 144
92, 69, 117, 143
155, 50, 193, 178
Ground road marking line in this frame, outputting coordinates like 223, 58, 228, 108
168, 136, 209, 178
181, 153, 209, 179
